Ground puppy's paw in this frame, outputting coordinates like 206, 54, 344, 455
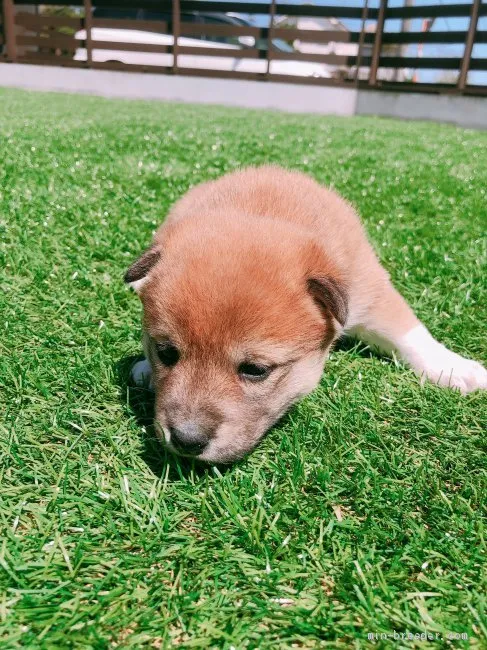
415, 349, 487, 394
400, 325, 487, 394
130, 358, 153, 390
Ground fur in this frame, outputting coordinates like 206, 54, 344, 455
126, 166, 487, 462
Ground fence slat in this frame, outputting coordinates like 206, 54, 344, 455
382, 30, 486, 45
15, 12, 82, 29
92, 18, 167, 32
176, 45, 261, 59
386, 2, 486, 19
271, 50, 358, 66
17, 34, 78, 49
369, 0, 387, 85
84, 0, 93, 64
180, 22, 261, 38
172, 0, 180, 73
354, 0, 369, 83
458, 0, 481, 90
18, 53, 88, 66
88, 39, 170, 54
2, 0, 17, 61
87, 41, 260, 58
266, 0, 277, 78
379, 56, 461, 70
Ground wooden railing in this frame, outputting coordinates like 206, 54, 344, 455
1, 0, 486, 95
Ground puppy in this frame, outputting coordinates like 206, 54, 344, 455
125, 166, 486, 463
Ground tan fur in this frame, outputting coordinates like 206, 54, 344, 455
156, 166, 418, 334
127, 166, 486, 462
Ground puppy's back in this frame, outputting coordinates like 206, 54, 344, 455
160, 166, 377, 279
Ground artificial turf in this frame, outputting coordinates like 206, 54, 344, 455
0, 87, 486, 649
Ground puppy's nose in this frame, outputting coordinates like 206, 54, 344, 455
169, 423, 209, 456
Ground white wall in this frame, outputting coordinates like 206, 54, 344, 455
0, 64, 357, 116
356, 90, 487, 130
1, 63, 486, 129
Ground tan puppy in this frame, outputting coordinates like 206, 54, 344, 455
125, 166, 486, 463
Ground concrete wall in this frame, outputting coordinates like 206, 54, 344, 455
0, 63, 357, 116
356, 90, 487, 130
1, 63, 486, 129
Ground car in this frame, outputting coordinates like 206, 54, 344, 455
91, 8, 302, 53
73, 10, 330, 79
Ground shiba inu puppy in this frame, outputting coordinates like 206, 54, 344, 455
125, 166, 486, 463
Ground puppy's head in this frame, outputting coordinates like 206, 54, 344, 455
125, 216, 347, 463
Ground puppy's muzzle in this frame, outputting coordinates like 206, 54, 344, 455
169, 422, 210, 456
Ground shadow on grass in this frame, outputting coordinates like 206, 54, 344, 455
333, 335, 380, 358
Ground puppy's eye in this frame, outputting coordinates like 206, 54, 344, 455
238, 362, 271, 381
156, 343, 180, 367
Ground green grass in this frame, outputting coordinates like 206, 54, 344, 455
1, 87, 486, 650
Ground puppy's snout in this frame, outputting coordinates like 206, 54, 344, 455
169, 423, 210, 456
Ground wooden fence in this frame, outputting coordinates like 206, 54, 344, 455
1, 0, 486, 95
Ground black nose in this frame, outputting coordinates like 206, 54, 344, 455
169, 424, 209, 456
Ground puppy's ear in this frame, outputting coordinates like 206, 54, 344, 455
307, 276, 348, 328
124, 246, 162, 293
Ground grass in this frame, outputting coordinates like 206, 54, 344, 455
0, 87, 486, 650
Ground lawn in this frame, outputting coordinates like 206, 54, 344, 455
0, 87, 486, 649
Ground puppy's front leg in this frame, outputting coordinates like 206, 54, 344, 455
349, 285, 487, 394
130, 358, 154, 390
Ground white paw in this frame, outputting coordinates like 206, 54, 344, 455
130, 358, 153, 390
415, 349, 487, 394
399, 325, 487, 394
